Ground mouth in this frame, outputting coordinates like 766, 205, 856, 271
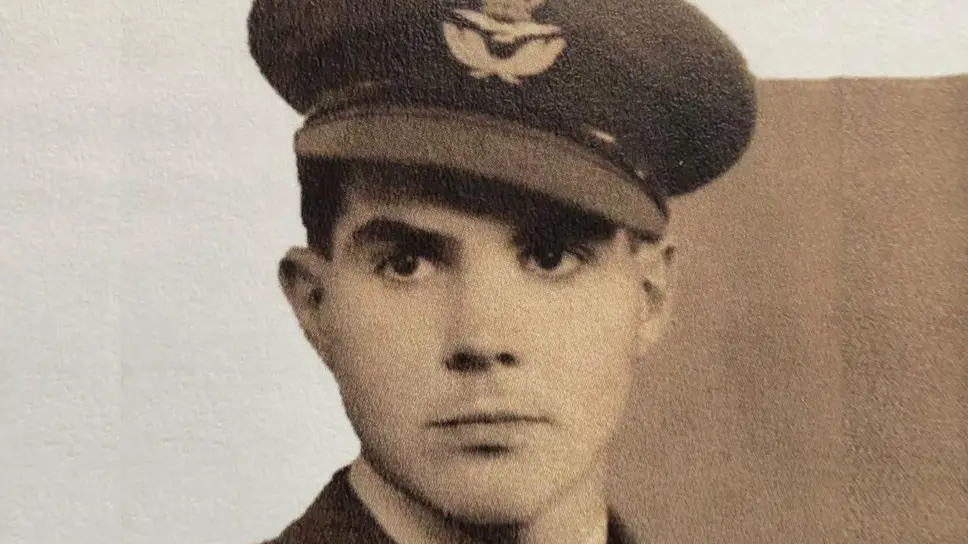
428, 411, 552, 453
429, 411, 550, 427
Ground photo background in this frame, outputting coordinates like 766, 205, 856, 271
2, 1, 966, 543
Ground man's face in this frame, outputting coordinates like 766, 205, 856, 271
293, 174, 664, 523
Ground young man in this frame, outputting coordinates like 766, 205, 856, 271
247, 0, 756, 542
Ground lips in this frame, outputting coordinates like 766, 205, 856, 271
428, 410, 552, 451
429, 411, 550, 427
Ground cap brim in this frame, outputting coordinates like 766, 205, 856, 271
294, 107, 667, 236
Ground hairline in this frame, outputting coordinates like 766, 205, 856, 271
300, 158, 661, 259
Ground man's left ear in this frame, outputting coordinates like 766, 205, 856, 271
634, 237, 676, 352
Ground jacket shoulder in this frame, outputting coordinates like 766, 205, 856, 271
257, 467, 395, 544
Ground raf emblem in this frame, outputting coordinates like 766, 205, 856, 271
442, 0, 566, 84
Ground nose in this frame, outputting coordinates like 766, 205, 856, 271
444, 260, 522, 373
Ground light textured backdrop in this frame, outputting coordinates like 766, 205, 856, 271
1, 1, 966, 543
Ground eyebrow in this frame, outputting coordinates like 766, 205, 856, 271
512, 217, 617, 247
345, 215, 619, 259
348, 218, 457, 254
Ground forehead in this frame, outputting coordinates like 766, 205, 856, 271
338, 161, 618, 236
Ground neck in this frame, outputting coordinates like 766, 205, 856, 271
350, 457, 609, 544
515, 462, 609, 544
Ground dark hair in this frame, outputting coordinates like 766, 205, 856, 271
298, 157, 351, 258
297, 157, 656, 259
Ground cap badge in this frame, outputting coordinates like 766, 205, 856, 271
442, 0, 566, 84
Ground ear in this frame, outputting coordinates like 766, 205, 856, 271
278, 246, 332, 360
633, 237, 676, 354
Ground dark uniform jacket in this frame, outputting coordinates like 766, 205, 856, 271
263, 467, 637, 544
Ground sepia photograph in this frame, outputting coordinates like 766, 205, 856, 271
2, 1, 965, 543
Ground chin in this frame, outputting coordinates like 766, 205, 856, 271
409, 459, 572, 525
427, 486, 548, 525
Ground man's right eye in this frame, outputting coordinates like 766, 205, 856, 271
374, 251, 438, 283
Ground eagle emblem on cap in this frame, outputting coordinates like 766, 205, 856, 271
442, 0, 566, 84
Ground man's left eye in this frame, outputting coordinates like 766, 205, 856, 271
521, 246, 588, 278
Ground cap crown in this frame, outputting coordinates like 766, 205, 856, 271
249, 0, 756, 213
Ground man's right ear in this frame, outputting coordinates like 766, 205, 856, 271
278, 246, 331, 357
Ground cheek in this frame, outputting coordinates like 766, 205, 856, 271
322, 276, 450, 427
530, 275, 639, 429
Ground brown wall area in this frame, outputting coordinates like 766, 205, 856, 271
608, 77, 967, 543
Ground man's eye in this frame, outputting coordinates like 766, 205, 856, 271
375, 252, 437, 282
521, 245, 589, 278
